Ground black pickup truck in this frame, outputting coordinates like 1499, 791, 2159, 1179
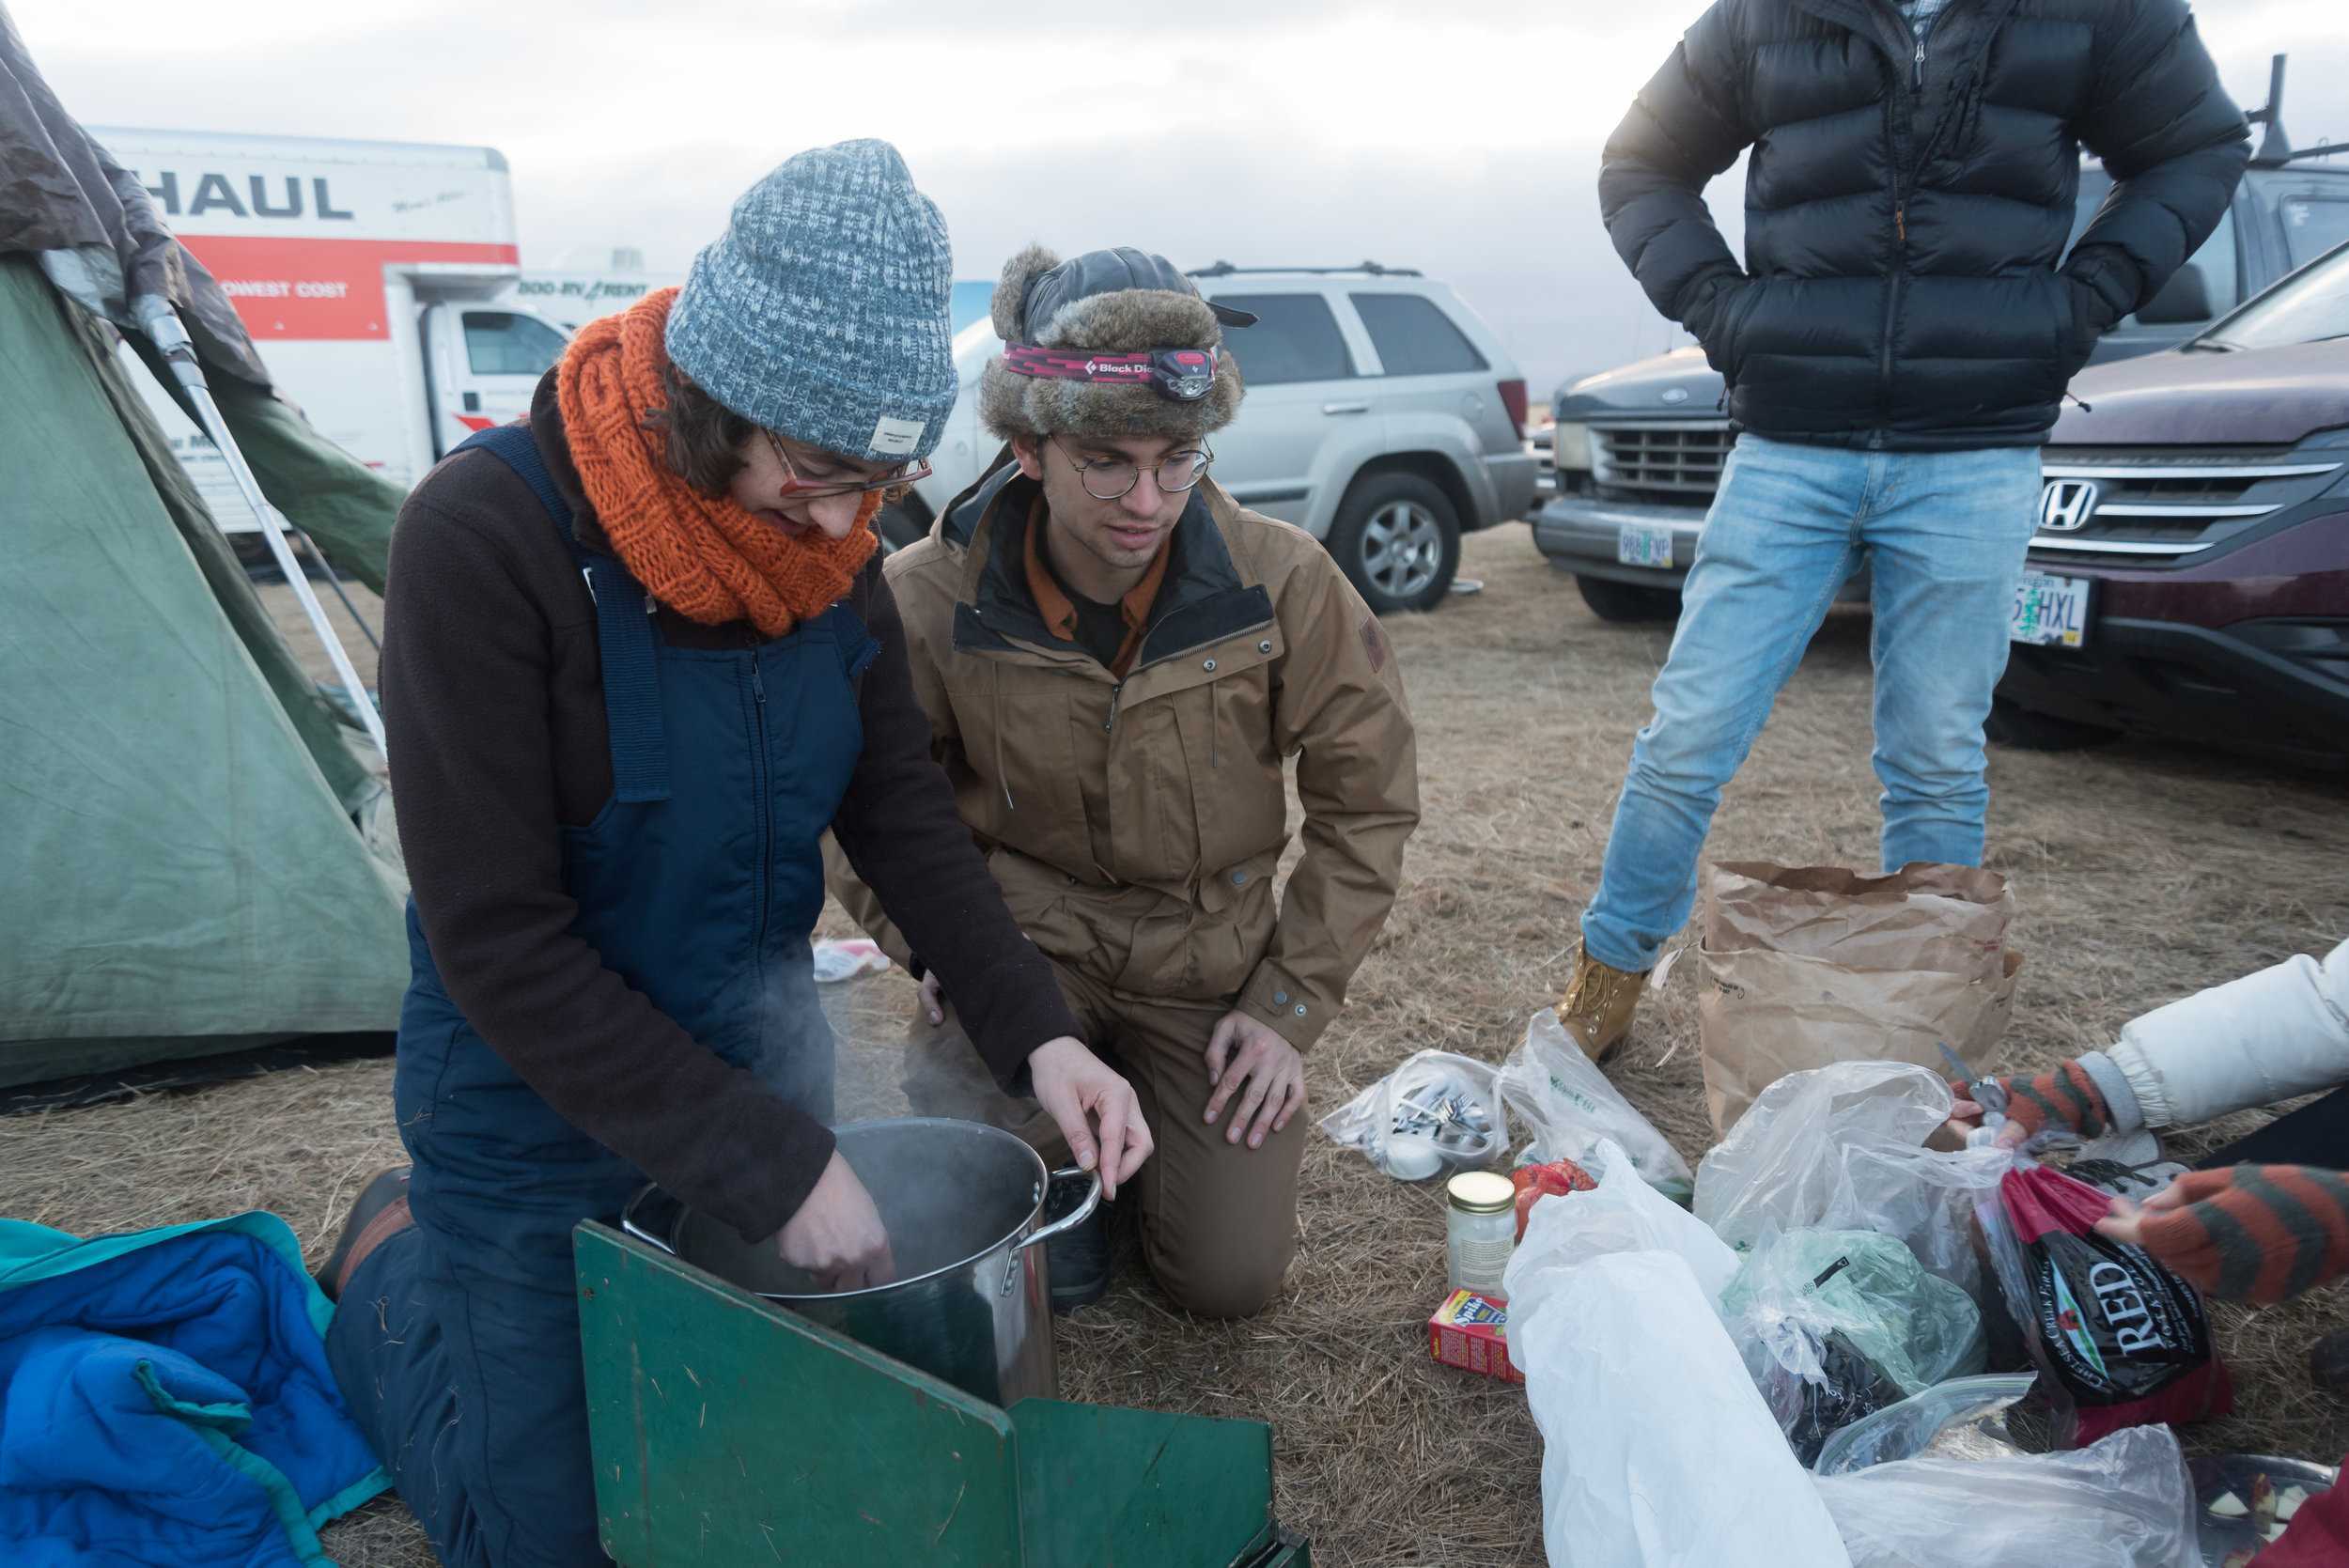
1534, 61, 2349, 627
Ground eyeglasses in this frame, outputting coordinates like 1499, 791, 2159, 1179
761, 427, 930, 502
1049, 436, 1215, 501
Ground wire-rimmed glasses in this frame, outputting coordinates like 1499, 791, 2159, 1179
1049, 436, 1215, 501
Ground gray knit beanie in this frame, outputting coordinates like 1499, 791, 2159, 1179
665, 139, 957, 463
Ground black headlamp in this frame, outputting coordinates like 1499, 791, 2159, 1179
1002, 345, 1220, 402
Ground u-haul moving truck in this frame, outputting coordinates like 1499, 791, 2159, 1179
95, 128, 674, 530
498, 253, 677, 332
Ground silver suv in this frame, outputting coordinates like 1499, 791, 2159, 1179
891, 264, 1539, 613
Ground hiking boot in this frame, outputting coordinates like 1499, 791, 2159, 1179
1043, 1194, 1111, 1314
2310, 1326, 2349, 1400
316, 1166, 412, 1302
1555, 947, 1648, 1065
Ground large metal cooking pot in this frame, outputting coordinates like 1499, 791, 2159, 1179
621, 1117, 1098, 1407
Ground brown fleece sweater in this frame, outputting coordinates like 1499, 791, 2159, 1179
381, 371, 1078, 1242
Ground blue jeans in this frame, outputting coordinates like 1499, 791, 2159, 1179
1579, 435, 2041, 973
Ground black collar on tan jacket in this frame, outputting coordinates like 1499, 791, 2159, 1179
941, 443, 1273, 675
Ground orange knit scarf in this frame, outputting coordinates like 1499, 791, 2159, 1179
556, 287, 879, 636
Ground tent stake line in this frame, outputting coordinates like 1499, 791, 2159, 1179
135, 294, 387, 762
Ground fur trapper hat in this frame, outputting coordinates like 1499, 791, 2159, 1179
977, 243, 1248, 444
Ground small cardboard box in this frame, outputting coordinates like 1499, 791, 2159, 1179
1427, 1290, 1522, 1385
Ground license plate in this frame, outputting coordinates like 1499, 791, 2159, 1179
1616, 522, 1676, 568
2011, 570, 2091, 648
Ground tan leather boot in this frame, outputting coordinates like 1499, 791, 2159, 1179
316, 1166, 412, 1301
1555, 948, 1648, 1064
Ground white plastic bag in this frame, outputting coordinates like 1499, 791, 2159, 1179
1498, 1010, 1695, 1202
1504, 1141, 1849, 1568
1505, 1139, 1739, 1305
810, 938, 891, 983
1317, 1049, 1504, 1179
1814, 1424, 2199, 1568
1694, 1061, 2009, 1291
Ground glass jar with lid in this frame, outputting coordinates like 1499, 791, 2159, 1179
1445, 1171, 1517, 1299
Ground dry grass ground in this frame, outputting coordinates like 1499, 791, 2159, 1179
4, 525, 2345, 1565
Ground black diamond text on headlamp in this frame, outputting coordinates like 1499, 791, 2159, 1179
1003, 345, 1218, 402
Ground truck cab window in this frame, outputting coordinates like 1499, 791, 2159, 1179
1207, 293, 1354, 384
1350, 293, 1487, 375
2070, 179, 2237, 326
2137, 209, 2238, 324
462, 312, 569, 377
2283, 197, 2349, 271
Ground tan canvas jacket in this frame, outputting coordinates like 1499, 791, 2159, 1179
827, 457, 1418, 1049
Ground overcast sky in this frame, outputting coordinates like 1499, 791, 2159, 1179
16, 0, 2349, 396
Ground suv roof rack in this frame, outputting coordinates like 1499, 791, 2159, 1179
1186, 260, 1423, 278
2248, 54, 2349, 168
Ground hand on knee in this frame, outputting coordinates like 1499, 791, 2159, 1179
1204, 1011, 1306, 1151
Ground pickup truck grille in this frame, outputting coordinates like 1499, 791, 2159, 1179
1590, 421, 1734, 506
2032, 446, 2345, 562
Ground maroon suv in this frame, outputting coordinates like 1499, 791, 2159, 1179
1996, 241, 2349, 769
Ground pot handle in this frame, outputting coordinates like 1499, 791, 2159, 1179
1014, 1164, 1103, 1253
618, 1182, 678, 1255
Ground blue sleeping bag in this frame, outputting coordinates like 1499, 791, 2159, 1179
0, 1212, 389, 1567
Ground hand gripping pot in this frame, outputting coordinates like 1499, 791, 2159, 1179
622, 1118, 1099, 1407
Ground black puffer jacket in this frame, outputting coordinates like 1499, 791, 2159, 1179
1600, 0, 2248, 449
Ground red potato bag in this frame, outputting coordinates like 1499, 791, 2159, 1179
1512, 1158, 1596, 1243
1981, 1163, 2232, 1447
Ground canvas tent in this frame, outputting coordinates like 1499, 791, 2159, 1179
0, 6, 410, 1088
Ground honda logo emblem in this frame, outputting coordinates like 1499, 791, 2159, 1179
2039, 479, 2100, 532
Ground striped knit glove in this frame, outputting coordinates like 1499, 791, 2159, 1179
1953, 1059, 2111, 1141
2123, 1166, 2349, 1305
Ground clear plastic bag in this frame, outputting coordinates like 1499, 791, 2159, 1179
1694, 1060, 2010, 1293
1317, 1049, 1504, 1180
1814, 1424, 2200, 1568
1812, 1374, 2035, 1475
1503, 1141, 1850, 1568
1720, 1228, 1987, 1466
1497, 1010, 1694, 1202
1503, 1139, 1739, 1306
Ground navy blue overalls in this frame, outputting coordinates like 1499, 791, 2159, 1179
326, 426, 879, 1568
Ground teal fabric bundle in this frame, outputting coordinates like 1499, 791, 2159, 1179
0, 1213, 387, 1565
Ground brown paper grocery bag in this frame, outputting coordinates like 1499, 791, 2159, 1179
1697, 861, 2025, 1138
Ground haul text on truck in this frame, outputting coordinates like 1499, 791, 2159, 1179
95, 129, 671, 530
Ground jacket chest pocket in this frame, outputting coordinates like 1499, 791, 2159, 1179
1165, 664, 1285, 872
945, 660, 1097, 848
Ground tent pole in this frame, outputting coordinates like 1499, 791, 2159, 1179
297, 528, 382, 654
134, 296, 388, 764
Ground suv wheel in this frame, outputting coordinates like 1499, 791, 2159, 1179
1983, 695, 2123, 752
1576, 575, 1684, 624
1329, 474, 1459, 613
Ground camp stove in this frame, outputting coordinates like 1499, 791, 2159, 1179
576, 1220, 1310, 1567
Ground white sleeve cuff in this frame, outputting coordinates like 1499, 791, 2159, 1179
2102, 1036, 2173, 1130
2077, 1049, 2144, 1133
